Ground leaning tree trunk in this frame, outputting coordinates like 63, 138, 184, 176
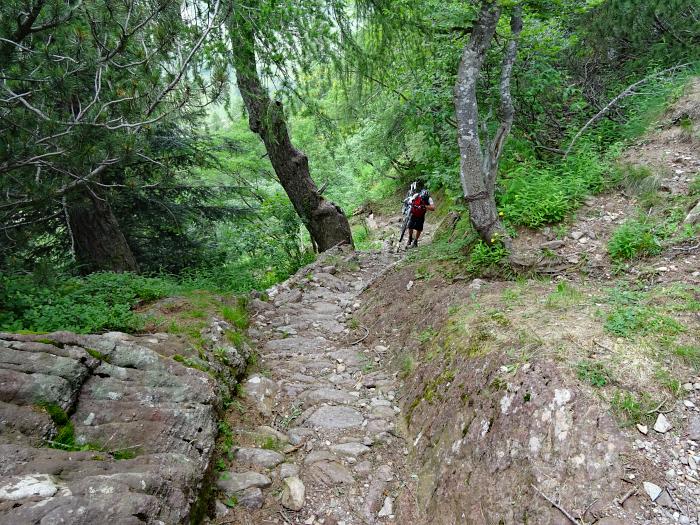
228, 22, 353, 252
454, 1, 522, 246
67, 188, 139, 273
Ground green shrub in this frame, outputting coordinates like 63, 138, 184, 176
604, 306, 683, 338
0, 272, 178, 334
498, 149, 609, 228
608, 218, 662, 261
467, 241, 509, 273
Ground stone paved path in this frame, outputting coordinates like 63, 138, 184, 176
215, 244, 411, 525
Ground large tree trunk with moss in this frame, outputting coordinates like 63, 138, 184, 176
228, 22, 353, 252
67, 189, 139, 273
454, 1, 522, 247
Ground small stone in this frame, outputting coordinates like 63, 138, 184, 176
281, 476, 305, 511
570, 230, 585, 240
683, 383, 694, 391
653, 413, 672, 433
637, 424, 648, 435
377, 497, 393, 517
238, 487, 264, 509
330, 442, 371, 458
688, 455, 697, 470
540, 240, 565, 250
215, 500, 229, 518
406, 280, 414, 291
684, 400, 696, 408
643, 481, 662, 501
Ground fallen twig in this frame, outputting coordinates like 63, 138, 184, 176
646, 395, 670, 415
617, 486, 637, 506
670, 241, 700, 253
532, 484, 581, 525
350, 324, 370, 345
593, 339, 613, 352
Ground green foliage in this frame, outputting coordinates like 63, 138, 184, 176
41, 404, 69, 427
0, 272, 174, 333
576, 360, 611, 387
222, 301, 249, 330
498, 149, 609, 228
467, 241, 509, 274
608, 218, 663, 261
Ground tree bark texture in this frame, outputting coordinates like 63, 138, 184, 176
454, 1, 522, 246
228, 21, 353, 252
67, 189, 139, 273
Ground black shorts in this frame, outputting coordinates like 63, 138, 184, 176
407, 214, 425, 231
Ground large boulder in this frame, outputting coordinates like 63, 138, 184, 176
0, 332, 221, 524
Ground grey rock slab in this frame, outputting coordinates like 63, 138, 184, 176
330, 442, 371, 458
300, 388, 357, 406
309, 460, 355, 485
217, 471, 271, 495
238, 487, 264, 509
264, 336, 329, 355
304, 405, 364, 429
688, 415, 700, 441
281, 476, 305, 511
304, 451, 336, 464
235, 447, 285, 468
279, 463, 300, 479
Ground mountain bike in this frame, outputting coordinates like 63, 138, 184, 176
399, 181, 418, 243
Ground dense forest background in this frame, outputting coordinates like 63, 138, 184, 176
1, 0, 698, 333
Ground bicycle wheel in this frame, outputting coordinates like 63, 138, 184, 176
399, 212, 411, 242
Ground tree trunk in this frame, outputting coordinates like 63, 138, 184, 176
454, 1, 522, 246
67, 189, 139, 273
228, 21, 353, 252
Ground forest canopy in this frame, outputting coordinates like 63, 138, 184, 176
1, 0, 698, 332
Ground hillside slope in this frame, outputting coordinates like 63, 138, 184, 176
354, 80, 700, 525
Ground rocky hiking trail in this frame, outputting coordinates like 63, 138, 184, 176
216, 244, 413, 525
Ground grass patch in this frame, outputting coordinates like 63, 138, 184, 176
673, 344, 700, 369
173, 354, 210, 373
604, 306, 683, 338
222, 300, 249, 330
545, 282, 584, 309
610, 390, 658, 426
576, 360, 611, 387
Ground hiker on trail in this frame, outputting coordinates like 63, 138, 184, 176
406, 189, 435, 248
